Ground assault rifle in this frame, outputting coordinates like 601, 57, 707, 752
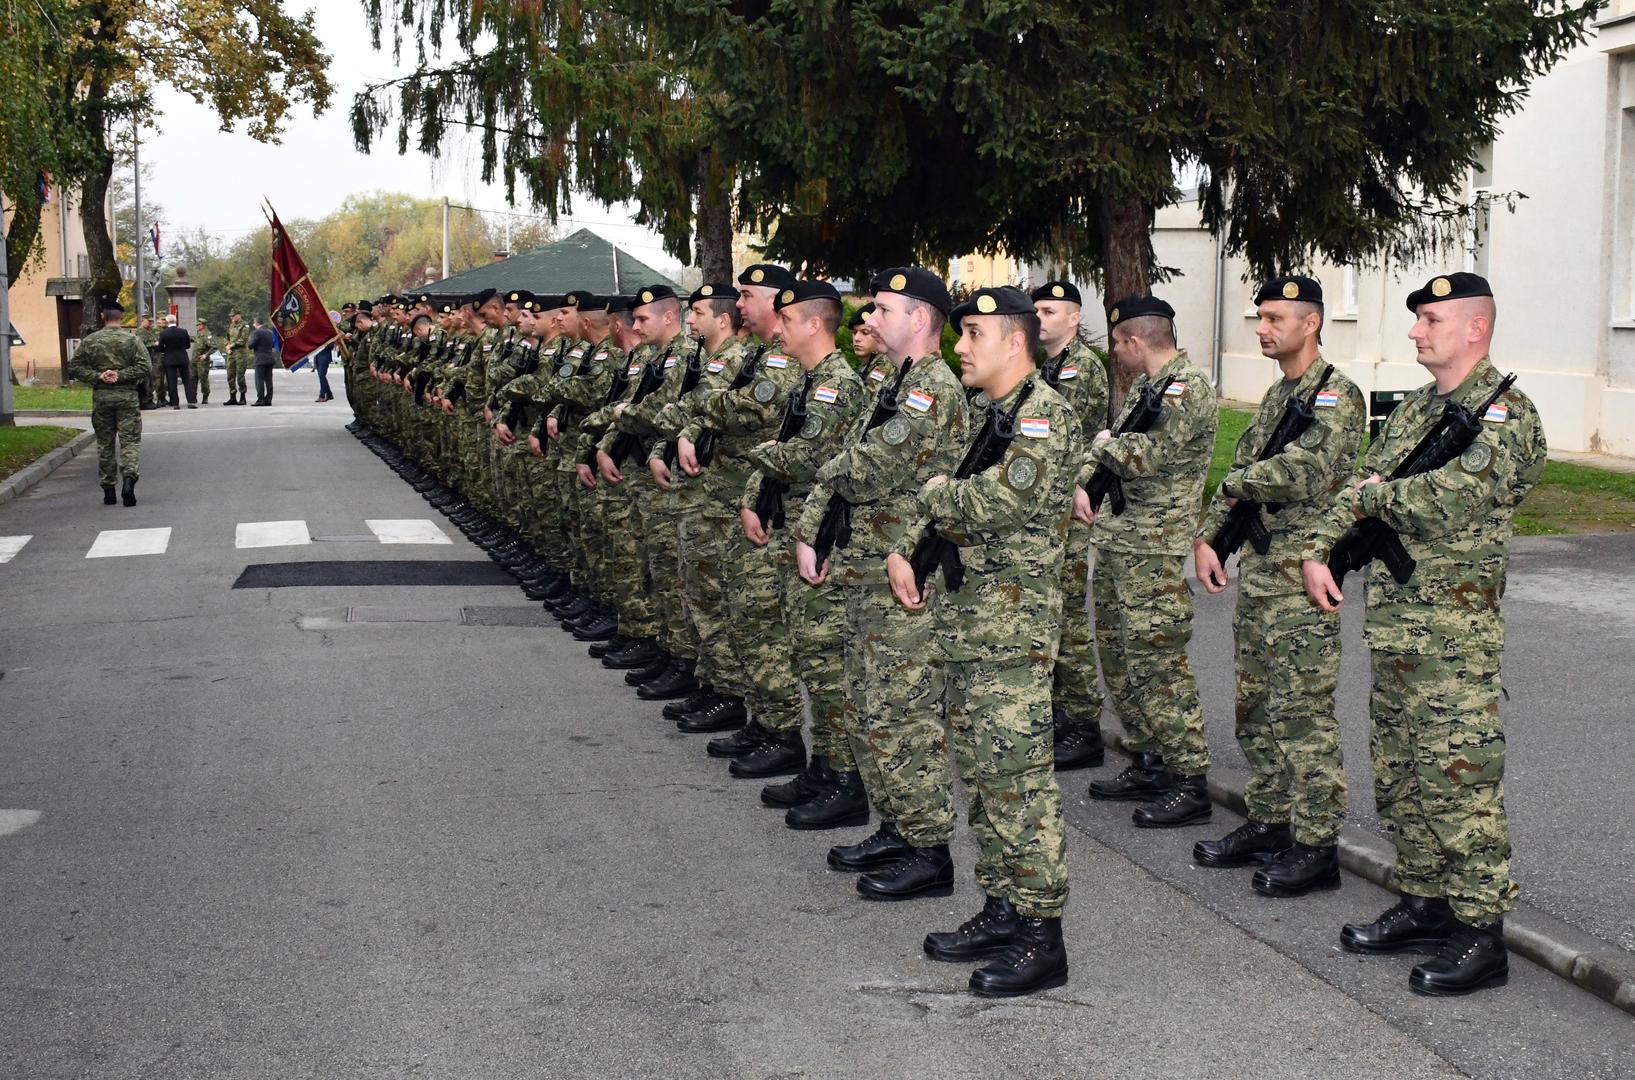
581, 347, 637, 467
751, 372, 817, 530
608, 347, 673, 467
811, 359, 913, 564
1327, 374, 1516, 587
1080, 376, 1175, 515
693, 343, 770, 467
661, 338, 708, 469
1208, 364, 1334, 562
909, 382, 1035, 593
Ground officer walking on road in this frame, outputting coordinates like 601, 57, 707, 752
69, 298, 151, 506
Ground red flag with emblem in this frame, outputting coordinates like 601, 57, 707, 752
265, 202, 339, 369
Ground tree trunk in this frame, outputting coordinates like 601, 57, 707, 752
695, 148, 734, 282
5, 197, 42, 285
1098, 193, 1156, 403
80, 150, 120, 329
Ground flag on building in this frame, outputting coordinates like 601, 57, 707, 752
265, 202, 339, 370
149, 223, 160, 257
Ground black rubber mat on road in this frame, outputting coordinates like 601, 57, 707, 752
233, 560, 515, 589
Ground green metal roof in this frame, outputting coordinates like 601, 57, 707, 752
418, 227, 679, 297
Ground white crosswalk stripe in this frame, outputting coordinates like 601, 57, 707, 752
85, 527, 172, 559
235, 520, 312, 549
0, 535, 31, 563
365, 519, 452, 545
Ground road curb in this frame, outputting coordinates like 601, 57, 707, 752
0, 429, 96, 507
1203, 771, 1635, 1016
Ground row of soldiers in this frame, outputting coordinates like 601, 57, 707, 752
131, 312, 256, 406
340, 264, 1543, 1000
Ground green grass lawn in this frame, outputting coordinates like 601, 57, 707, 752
12, 385, 93, 411
0, 425, 79, 480
1204, 407, 1635, 537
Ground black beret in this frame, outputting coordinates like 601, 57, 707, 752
848, 302, 875, 329
563, 289, 596, 309
737, 263, 797, 290
1030, 281, 1082, 306
633, 284, 678, 307
99, 297, 125, 313
535, 293, 567, 311
1405, 271, 1492, 312
773, 280, 843, 311
1254, 275, 1323, 306
341, 302, 358, 311
357, 301, 374, 315
604, 295, 634, 314
437, 300, 457, 314
951, 285, 1035, 334
469, 287, 500, 309
688, 282, 737, 305
1106, 294, 1176, 330
870, 266, 953, 315
504, 288, 536, 306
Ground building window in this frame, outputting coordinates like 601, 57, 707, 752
1341, 264, 1360, 317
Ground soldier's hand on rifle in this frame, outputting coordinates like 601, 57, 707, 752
596, 449, 622, 484
1193, 539, 1229, 594
528, 434, 544, 457
441, 400, 454, 416
495, 423, 514, 445
678, 437, 701, 477
546, 416, 561, 442
650, 458, 672, 490
1302, 560, 1344, 613
1094, 428, 1113, 442
740, 507, 768, 547
796, 541, 828, 585
1073, 485, 1097, 526
613, 402, 628, 419
886, 552, 927, 611
576, 463, 598, 490
1352, 474, 1382, 520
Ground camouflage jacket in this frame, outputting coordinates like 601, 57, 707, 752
192, 329, 216, 362
1199, 358, 1366, 598
562, 337, 626, 466
1303, 356, 1546, 654
676, 337, 805, 489
1083, 349, 1218, 556
1041, 336, 1111, 442
796, 352, 973, 567
225, 322, 250, 355
597, 329, 691, 459
70, 327, 151, 396
742, 348, 869, 511
897, 372, 1080, 662
482, 327, 528, 412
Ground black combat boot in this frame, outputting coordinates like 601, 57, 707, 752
785, 770, 868, 831
761, 756, 831, 808
827, 822, 911, 872
639, 659, 700, 701
571, 611, 618, 642
1053, 722, 1105, 771
662, 684, 714, 720
624, 655, 671, 687
549, 592, 591, 619
968, 916, 1069, 997
102, 486, 117, 505
1194, 821, 1293, 868
856, 843, 953, 901
587, 634, 631, 660
705, 718, 768, 758
729, 730, 806, 778
603, 637, 663, 670
1132, 772, 1212, 828
1252, 842, 1341, 898
924, 895, 1021, 962
677, 695, 747, 734
1409, 921, 1508, 996
1341, 894, 1459, 954
1087, 751, 1169, 801
121, 475, 137, 506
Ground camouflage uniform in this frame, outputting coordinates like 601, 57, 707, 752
1084, 350, 1217, 776
796, 353, 972, 846
224, 321, 251, 401
1303, 356, 1545, 926
190, 326, 215, 403
1040, 338, 1111, 737
70, 326, 151, 485
743, 349, 868, 757
561, 337, 625, 606
1198, 360, 1365, 845
586, 344, 668, 640
896, 373, 1080, 915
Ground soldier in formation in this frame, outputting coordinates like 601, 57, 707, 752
342, 265, 1538, 1000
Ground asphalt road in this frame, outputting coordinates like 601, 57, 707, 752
1, 369, 1631, 1079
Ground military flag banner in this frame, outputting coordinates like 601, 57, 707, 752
264, 201, 339, 370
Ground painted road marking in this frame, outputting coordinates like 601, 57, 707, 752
365, 519, 453, 545
235, 520, 312, 549
0, 536, 31, 563
0, 810, 43, 837
85, 527, 172, 559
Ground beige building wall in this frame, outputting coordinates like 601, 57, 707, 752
5, 191, 94, 384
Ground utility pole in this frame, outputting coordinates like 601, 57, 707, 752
1, 192, 14, 427
441, 196, 450, 280
134, 124, 144, 321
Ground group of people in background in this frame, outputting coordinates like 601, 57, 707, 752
131, 310, 289, 408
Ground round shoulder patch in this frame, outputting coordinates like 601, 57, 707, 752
556, 363, 575, 378
1459, 441, 1493, 474
1297, 424, 1325, 450
880, 415, 912, 446
799, 414, 824, 439
1004, 454, 1039, 492
752, 378, 778, 403
970, 391, 990, 408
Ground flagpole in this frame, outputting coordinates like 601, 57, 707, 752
134, 124, 143, 321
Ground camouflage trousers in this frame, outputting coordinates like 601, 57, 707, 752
724, 532, 800, 730
190, 358, 211, 402
1234, 591, 1346, 846
559, 466, 603, 596
1371, 650, 1514, 926
1053, 518, 1103, 729
949, 654, 1069, 917
91, 392, 142, 486
782, 558, 851, 771
603, 478, 661, 637
844, 567, 951, 847
678, 495, 739, 697
637, 487, 692, 659
1093, 548, 1209, 775
226, 354, 248, 399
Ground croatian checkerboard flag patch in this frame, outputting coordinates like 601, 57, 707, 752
1164, 381, 1187, 396
707, 359, 727, 373
904, 389, 935, 413
764, 354, 791, 369
1059, 366, 1079, 380
1314, 390, 1339, 408
627, 363, 642, 376
1019, 417, 1051, 439
1484, 402, 1509, 423
813, 385, 840, 404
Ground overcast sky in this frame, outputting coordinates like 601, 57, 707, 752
141, 4, 680, 273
